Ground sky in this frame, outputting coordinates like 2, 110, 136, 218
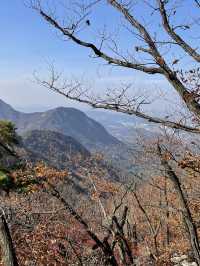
0, 0, 198, 114
1, 0, 95, 111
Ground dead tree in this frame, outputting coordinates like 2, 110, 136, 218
48, 182, 136, 265
133, 189, 160, 258
0, 209, 18, 266
157, 144, 200, 265
163, 176, 170, 247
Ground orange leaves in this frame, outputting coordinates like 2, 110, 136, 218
10, 163, 68, 193
179, 153, 200, 173
91, 190, 101, 201
162, 151, 173, 161
90, 174, 119, 195
34, 163, 67, 181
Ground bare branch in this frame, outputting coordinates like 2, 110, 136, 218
48, 184, 119, 266
107, 1, 200, 120
157, 143, 200, 264
35, 8, 164, 74
195, 0, 200, 8
157, 0, 200, 62
38, 76, 200, 134
33, 1, 200, 119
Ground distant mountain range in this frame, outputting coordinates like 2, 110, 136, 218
0, 99, 120, 150
0, 99, 131, 176
0, 99, 152, 180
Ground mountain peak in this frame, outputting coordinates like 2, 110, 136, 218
0, 99, 120, 150
51, 106, 87, 117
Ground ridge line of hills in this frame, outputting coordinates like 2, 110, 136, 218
0, 99, 140, 182
0, 99, 121, 150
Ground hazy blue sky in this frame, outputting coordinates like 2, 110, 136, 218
0, 0, 198, 113
1, 0, 95, 110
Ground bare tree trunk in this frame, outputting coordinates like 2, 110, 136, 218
176, 187, 200, 265
158, 145, 200, 265
133, 191, 160, 257
49, 185, 119, 266
164, 177, 170, 246
0, 212, 18, 266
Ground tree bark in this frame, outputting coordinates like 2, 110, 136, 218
0, 212, 18, 266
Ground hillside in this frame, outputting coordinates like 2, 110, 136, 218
21, 130, 90, 169
20, 129, 121, 178
0, 100, 140, 178
0, 126, 121, 204
0, 99, 120, 150
19, 130, 121, 205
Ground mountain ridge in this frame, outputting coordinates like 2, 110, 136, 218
0, 99, 120, 150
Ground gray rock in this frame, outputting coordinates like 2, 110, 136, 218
181, 261, 197, 266
171, 255, 188, 263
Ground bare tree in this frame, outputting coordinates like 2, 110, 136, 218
157, 143, 200, 265
48, 182, 136, 266
133, 188, 161, 258
31, 0, 200, 133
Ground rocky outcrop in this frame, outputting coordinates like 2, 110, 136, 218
171, 255, 197, 266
